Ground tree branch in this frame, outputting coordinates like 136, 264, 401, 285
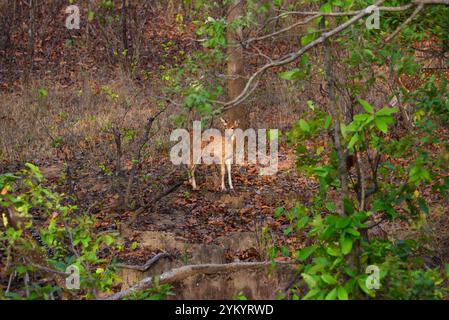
214, 0, 449, 112
385, 3, 424, 42
115, 253, 171, 271
217, 0, 386, 111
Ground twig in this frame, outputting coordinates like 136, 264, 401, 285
124, 180, 184, 228
210, 0, 449, 113
322, 15, 349, 214
244, 14, 319, 45
22, 256, 70, 276
6, 271, 15, 294
64, 221, 99, 298
214, 0, 387, 111
124, 106, 167, 206
356, 151, 366, 211
24, 271, 30, 298
366, 216, 388, 229
385, 3, 425, 42
273, 4, 415, 17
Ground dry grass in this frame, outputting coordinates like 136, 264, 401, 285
0, 69, 174, 172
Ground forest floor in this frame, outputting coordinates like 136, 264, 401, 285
37, 134, 449, 272
91, 146, 317, 266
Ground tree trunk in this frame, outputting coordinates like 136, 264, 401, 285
25, 0, 35, 84
226, 0, 248, 128
322, 18, 349, 216
121, 0, 129, 70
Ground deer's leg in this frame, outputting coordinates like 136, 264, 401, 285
189, 165, 198, 190
220, 162, 226, 191
226, 161, 233, 190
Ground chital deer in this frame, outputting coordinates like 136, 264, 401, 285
189, 118, 239, 191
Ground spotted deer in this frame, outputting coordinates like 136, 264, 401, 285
189, 118, 239, 191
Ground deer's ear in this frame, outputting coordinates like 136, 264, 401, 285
220, 117, 227, 126
234, 120, 240, 127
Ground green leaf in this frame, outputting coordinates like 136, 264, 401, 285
38, 88, 48, 98
326, 246, 340, 257
409, 165, 431, 184
302, 288, 320, 300
337, 286, 348, 300
340, 236, 353, 255
359, 99, 374, 114
345, 228, 361, 237
296, 216, 309, 229
296, 246, 317, 261
299, 119, 310, 132
301, 33, 316, 46
321, 273, 337, 285
279, 68, 306, 81
324, 115, 332, 129
325, 287, 338, 300
343, 198, 355, 215
307, 100, 316, 110
25, 163, 43, 181
302, 273, 317, 288
353, 113, 371, 122
358, 277, 375, 297
283, 226, 293, 236
335, 217, 351, 229
87, 10, 95, 22
374, 116, 388, 133
348, 134, 359, 150
376, 107, 398, 116
417, 197, 429, 214
274, 207, 284, 218
320, 2, 332, 13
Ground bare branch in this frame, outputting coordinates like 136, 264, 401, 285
244, 14, 320, 45
115, 253, 171, 271
217, 0, 387, 111
213, 0, 449, 113
385, 3, 425, 42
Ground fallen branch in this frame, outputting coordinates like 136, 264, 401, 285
105, 261, 297, 300
150, 180, 184, 204
115, 252, 171, 271
124, 179, 184, 229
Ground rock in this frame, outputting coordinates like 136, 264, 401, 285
138, 231, 190, 252
171, 263, 297, 300
120, 255, 179, 291
216, 232, 258, 251
190, 244, 226, 264
40, 165, 64, 180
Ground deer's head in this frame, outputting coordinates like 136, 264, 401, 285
220, 118, 239, 130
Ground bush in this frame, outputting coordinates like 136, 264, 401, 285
0, 164, 120, 299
